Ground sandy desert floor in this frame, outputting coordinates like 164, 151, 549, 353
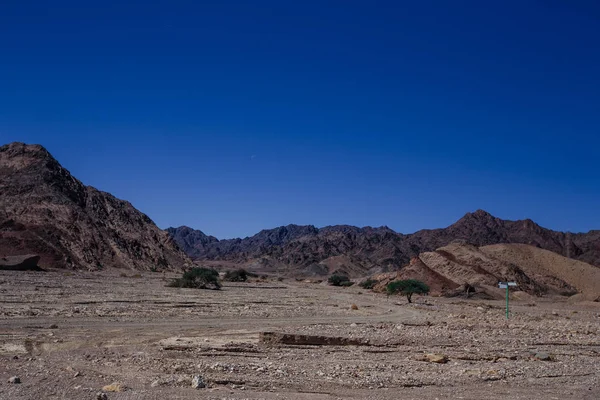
1, 270, 599, 400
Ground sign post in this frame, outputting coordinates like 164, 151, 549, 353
498, 282, 517, 319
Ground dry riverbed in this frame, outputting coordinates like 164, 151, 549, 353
1, 270, 599, 399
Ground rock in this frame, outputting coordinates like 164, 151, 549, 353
0, 255, 41, 271
423, 354, 449, 364
49, 324, 58, 329
8, 376, 21, 384
260, 332, 370, 346
351, 304, 359, 310
191, 375, 206, 389
102, 382, 125, 392
150, 380, 161, 388
534, 352, 553, 361
96, 393, 108, 400
350, 323, 358, 327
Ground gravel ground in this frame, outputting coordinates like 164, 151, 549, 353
1, 270, 599, 399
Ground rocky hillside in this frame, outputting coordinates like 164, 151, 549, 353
373, 242, 600, 301
0, 142, 190, 270
169, 210, 599, 277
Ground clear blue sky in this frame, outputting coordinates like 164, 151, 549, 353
1, 1, 599, 238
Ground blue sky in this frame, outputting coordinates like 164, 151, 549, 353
1, 0, 599, 238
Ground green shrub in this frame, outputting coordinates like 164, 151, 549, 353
386, 279, 430, 303
168, 267, 221, 290
223, 268, 257, 282
224, 269, 248, 282
328, 274, 350, 286
358, 279, 378, 289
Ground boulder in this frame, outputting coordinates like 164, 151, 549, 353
191, 375, 206, 389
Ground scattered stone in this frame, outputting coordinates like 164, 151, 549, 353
192, 375, 206, 389
8, 376, 21, 384
351, 304, 359, 310
74, 371, 81, 378
151, 380, 161, 388
49, 324, 58, 329
350, 323, 358, 327
96, 392, 108, 400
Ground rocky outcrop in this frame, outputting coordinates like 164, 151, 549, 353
0, 142, 190, 271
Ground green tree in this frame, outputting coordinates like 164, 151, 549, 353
386, 279, 430, 303
168, 267, 221, 290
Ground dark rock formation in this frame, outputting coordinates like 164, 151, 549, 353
0, 142, 190, 270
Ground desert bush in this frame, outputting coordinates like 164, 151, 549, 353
386, 279, 430, 303
223, 268, 257, 282
358, 279, 378, 289
224, 268, 248, 282
328, 274, 351, 287
168, 267, 221, 290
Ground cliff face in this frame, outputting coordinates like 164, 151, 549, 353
0, 142, 190, 270
169, 210, 599, 277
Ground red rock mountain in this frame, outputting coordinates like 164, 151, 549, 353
0, 142, 190, 270
169, 211, 600, 277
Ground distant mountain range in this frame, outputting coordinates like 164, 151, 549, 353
0, 142, 189, 270
168, 210, 600, 277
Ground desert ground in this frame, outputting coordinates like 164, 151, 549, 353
1, 270, 599, 400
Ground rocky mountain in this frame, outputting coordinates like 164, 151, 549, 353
165, 226, 219, 258
0, 142, 190, 270
169, 210, 600, 277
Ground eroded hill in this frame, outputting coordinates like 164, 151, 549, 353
373, 242, 600, 301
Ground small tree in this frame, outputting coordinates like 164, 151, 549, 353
328, 274, 350, 287
168, 267, 221, 290
386, 279, 429, 303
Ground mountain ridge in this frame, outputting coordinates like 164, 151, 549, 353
168, 210, 600, 275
